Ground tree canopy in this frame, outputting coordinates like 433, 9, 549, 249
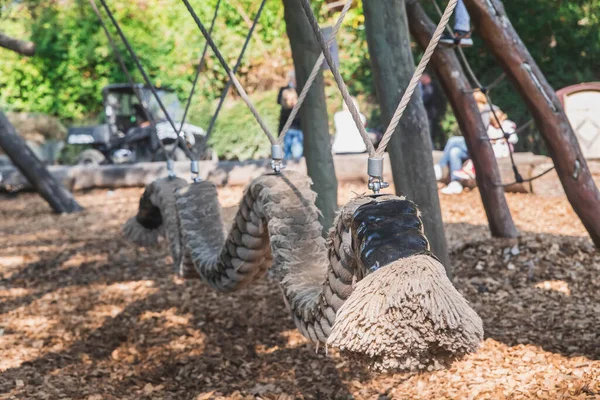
0, 0, 598, 157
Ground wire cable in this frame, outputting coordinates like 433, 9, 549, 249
376, 0, 459, 157
277, 0, 354, 145
203, 0, 267, 146
298, 0, 376, 156
179, 0, 222, 135
98, 0, 195, 161
89, 0, 166, 156
181, 0, 277, 145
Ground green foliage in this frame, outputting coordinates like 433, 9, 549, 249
0, 0, 289, 122
188, 90, 276, 161
58, 143, 92, 165
2, 0, 599, 159
335, 1, 374, 96
440, 108, 459, 138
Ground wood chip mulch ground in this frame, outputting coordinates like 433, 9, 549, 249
1, 183, 599, 399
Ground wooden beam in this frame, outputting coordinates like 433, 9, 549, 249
0, 32, 35, 56
406, 0, 517, 238
463, 0, 600, 247
0, 152, 555, 194
0, 111, 82, 213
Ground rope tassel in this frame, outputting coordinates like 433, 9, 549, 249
123, 172, 483, 371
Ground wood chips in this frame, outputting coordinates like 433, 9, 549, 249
0, 183, 598, 399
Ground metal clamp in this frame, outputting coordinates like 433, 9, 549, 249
167, 159, 176, 179
191, 160, 202, 183
271, 144, 285, 174
367, 157, 389, 194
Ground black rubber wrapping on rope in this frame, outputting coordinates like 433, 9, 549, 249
135, 190, 163, 230
351, 199, 431, 273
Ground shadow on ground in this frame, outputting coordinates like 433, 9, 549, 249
1, 190, 598, 399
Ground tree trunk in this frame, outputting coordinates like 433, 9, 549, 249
0, 111, 82, 213
463, 0, 600, 247
0, 32, 35, 56
406, 0, 517, 238
364, 0, 450, 270
282, 0, 338, 234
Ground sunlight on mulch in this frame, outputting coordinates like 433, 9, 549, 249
0, 184, 598, 399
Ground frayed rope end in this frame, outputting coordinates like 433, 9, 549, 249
327, 254, 483, 373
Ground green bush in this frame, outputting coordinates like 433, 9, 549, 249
0, 0, 290, 122
189, 90, 276, 161
2, 0, 599, 158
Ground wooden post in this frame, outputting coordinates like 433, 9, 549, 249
462, 0, 600, 247
0, 111, 83, 213
282, 0, 338, 234
363, 0, 450, 269
406, 0, 517, 238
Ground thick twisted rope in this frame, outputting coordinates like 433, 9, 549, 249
181, 0, 277, 145
277, 0, 354, 144
123, 171, 483, 372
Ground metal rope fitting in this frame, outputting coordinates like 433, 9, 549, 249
271, 144, 284, 174
367, 157, 389, 194
167, 159, 176, 179
191, 160, 202, 182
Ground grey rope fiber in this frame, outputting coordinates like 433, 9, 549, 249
98, 0, 195, 161
298, 0, 376, 156
277, 0, 354, 145
181, 0, 277, 145
204, 0, 267, 144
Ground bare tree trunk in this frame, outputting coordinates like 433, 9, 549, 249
282, 0, 338, 234
406, 0, 517, 238
0, 32, 35, 56
463, 0, 600, 247
363, 0, 450, 270
0, 111, 82, 213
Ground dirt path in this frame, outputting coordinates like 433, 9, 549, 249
1, 184, 598, 399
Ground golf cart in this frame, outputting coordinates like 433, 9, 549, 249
67, 84, 207, 165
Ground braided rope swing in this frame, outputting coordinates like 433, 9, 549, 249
125, 171, 483, 372
121, 1, 484, 372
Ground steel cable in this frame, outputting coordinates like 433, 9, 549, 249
98, 0, 196, 161
277, 0, 354, 145
204, 0, 268, 145
181, 0, 277, 145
